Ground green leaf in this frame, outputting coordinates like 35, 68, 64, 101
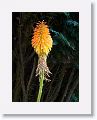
50, 29, 75, 50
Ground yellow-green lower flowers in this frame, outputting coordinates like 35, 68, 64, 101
31, 21, 53, 102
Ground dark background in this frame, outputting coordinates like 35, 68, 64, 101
12, 12, 79, 102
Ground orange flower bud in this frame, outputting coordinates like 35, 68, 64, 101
31, 21, 53, 57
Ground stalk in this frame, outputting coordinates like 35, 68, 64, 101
31, 21, 53, 102
37, 70, 44, 102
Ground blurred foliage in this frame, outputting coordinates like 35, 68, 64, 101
12, 12, 79, 102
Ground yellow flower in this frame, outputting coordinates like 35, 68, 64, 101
31, 21, 52, 82
31, 21, 53, 57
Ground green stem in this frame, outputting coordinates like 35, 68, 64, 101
37, 70, 44, 102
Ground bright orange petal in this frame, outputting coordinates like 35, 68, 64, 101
31, 21, 53, 56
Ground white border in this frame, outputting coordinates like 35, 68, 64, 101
0, 0, 91, 114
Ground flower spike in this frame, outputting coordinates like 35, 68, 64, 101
31, 21, 53, 101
